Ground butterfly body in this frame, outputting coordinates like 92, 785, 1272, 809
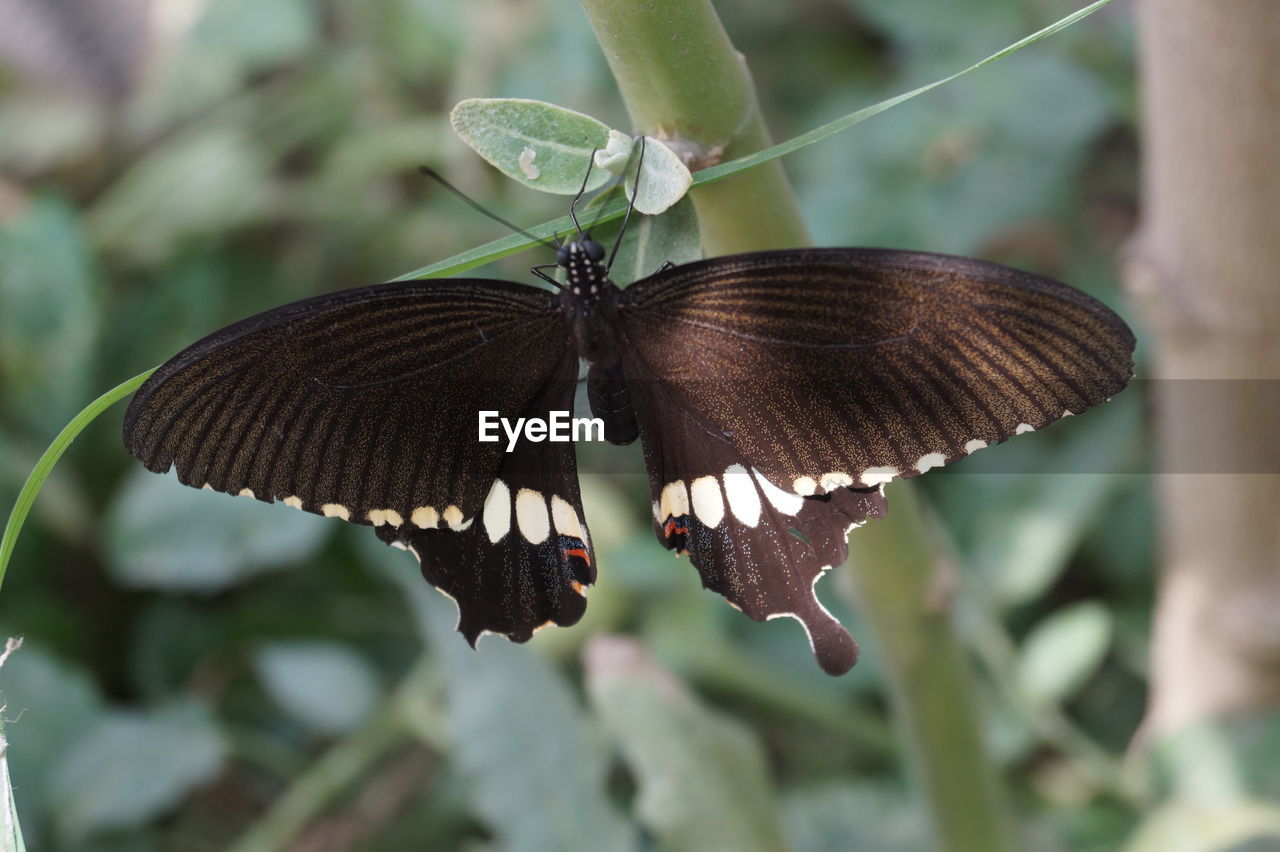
124, 232, 1134, 675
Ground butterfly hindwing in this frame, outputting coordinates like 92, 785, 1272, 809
618, 248, 1136, 494
376, 350, 595, 644
124, 279, 569, 531
623, 363, 886, 675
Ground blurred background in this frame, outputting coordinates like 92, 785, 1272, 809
0, 0, 1273, 850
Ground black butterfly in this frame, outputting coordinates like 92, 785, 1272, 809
123, 163, 1134, 676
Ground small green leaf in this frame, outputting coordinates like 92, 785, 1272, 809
593, 129, 635, 175
1016, 601, 1113, 708
586, 638, 788, 852
450, 98, 612, 195
105, 469, 331, 592
592, 132, 693, 216
254, 641, 381, 735
623, 134, 694, 216
46, 701, 225, 841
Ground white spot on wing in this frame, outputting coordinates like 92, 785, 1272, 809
659, 480, 689, 520
860, 466, 898, 487
482, 480, 511, 543
792, 475, 817, 496
411, 506, 438, 528
443, 505, 466, 530
964, 439, 987, 454
551, 495, 584, 539
820, 472, 852, 491
283, 495, 303, 510
1015, 423, 1035, 434
722, 464, 761, 527
915, 452, 947, 474
690, 476, 725, 527
515, 488, 550, 544
322, 503, 350, 521
367, 509, 404, 527
238, 488, 255, 498
753, 469, 804, 515
1062, 409, 1075, 417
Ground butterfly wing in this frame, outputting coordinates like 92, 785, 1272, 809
621, 362, 886, 674
615, 248, 1134, 674
374, 348, 595, 644
125, 278, 594, 641
619, 248, 1134, 491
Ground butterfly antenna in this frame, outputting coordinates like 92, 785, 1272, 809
417, 165, 559, 251
568, 149, 599, 237
606, 136, 646, 271
584, 182, 623, 234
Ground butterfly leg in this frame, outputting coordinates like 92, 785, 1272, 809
531, 264, 562, 288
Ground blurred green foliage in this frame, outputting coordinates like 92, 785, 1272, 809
1, 0, 1277, 850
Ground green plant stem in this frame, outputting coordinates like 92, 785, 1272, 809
846, 485, 1014, 852
575, 1, 1015, 847
578, 0, 807, 254
228, 661, 444, 852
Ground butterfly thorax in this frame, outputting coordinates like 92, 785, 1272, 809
557, 237, 623, 367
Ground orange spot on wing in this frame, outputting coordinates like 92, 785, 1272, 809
565, 547, 591, 566
663, 519, 689, 538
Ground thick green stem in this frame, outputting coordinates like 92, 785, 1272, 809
577, 1, 1013, 847
847, 486, 1015, 852
578, 0, 807, 253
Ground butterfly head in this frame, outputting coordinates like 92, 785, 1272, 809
556, 235, 609, 298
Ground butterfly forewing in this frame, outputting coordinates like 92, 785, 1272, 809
125, 279, 568, 532
618, 248, 1135, 494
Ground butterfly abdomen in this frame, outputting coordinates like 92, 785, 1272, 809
586, 361, 639, 445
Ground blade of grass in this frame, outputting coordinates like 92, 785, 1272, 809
393, 0, 1114, 280
0, 369, 154, 592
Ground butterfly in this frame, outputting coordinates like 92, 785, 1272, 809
123, 153, 1135, 676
